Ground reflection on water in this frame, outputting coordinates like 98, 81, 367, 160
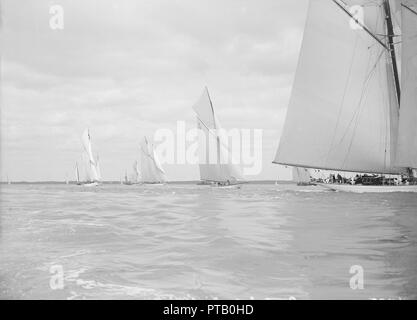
0, 183, 416, 300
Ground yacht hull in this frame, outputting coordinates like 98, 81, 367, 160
318, 183, 417, 193
81, 182, 99, 188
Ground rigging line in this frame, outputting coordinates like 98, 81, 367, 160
402, 3, 417, 16
326, 36, 359, 166
340, 50, 385, 169
332, 0, 389, 50
337, 48, 384, 148
195, 115, 240, 165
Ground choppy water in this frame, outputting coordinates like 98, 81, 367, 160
1, 183, 416, 300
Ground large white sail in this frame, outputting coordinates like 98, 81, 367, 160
81, 129, 100, 182
274, 0, 401, 174
396, 2, 417, 169
193, 88, 244, 183
140, 137, 166, 183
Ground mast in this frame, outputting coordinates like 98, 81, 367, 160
332, 0, 400, 105
383, 0, 401, 106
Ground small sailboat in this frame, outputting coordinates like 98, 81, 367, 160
292, 167, 315, 186
192, 87, 244, 188
273, 0, 417, 193
79, 128, 101, 187
139, 136, 167, 185
122, 170, 133, 185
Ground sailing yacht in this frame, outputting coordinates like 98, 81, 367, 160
139, 136, 167, 185
292, 167, 315, 186
274, 0, 417, 193
192, 87, 245, 188
79, 128, 101, 187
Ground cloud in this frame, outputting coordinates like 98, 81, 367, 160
1, 0, 308, 181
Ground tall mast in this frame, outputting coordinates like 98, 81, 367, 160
383, 0, 401, 106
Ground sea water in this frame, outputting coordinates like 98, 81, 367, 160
0, 183, 416, 300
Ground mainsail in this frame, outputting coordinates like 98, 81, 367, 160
140, 137, 166, 183
81, 129, 100, 182
274, 0, 404, 174
396, 2, 417, 169
193, 88, 244, 184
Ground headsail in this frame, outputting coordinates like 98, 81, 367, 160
140, 137, 166, 183
396, 2, 417, 169
132, 160, 141, 183
292, 167, 311, 184
193, 88, 244, 183
274, 0, 401, 174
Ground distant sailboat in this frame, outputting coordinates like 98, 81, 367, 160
192, 87, 244, 188
274, 0, 417, 193
122, 161, 141, 185
140, 136, 167, 185
292, 167, 314, 186
80, 128, 101, 187
123, 170, 133, 185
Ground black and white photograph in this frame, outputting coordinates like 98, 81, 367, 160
1, 0, 417, 303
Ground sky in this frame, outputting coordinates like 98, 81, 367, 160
0, 0, 309, 182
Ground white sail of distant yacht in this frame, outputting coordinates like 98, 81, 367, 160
80, 129, 101, 186
140, 137, 166, 184
75, 162, 81, 185
96, 155, 102, 181
132, 160, 141, 183
273, 0, 417, 193
192, 88, 244, 186
292, 167, 312, 186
